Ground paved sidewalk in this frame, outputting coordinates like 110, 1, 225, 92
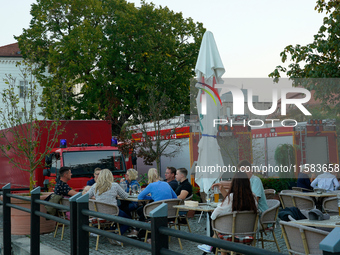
0, 206, 288, 254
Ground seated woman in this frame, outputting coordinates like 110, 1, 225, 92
87, 169, 130, 245
198, 171, 258, 255
119, 168, 141, 216
137, 168, 177, 202
128, 168, 177, 238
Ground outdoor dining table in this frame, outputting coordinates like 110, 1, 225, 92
118, 194, 150, 202
289, 192, 338, 198
173, 202, 218, 237
294, 215, 340, 229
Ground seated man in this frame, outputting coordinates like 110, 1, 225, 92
54, 166, 78, 197
297, 164, 313, 191
311, 164, 339, 192
175, 168, 192, 199
86, 167, 102, 186
164, 166, 178, 191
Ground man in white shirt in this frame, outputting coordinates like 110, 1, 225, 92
311, 166, 339, 192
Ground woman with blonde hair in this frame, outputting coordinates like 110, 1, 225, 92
87, 169, 131, 244
121, 168, 140, 193
128, 168, 178, 238
119, 168, 141, 217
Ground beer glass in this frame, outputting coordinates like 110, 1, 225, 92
214, 186, 219, 203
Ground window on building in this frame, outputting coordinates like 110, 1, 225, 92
19, 81, 28, 98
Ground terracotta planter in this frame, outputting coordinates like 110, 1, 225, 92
3, 192, 56, 235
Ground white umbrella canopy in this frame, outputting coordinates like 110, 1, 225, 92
194, 31, 225, 194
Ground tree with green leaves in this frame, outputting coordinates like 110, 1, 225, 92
16, 0, 205, 135
274, 144, 297, 178
125, 87, 187, 171
0, 62, 67, 191
269, 0, 340, 113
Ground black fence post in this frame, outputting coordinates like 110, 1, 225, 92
149, 203, 169, 255
69, 193, 81, 255
2, 183, 11, 255
76, 194, 89, 255
30, 186, 41, 255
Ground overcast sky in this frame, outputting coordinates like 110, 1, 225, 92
1, 0, 325, 100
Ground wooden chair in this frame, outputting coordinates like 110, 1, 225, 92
54, 197, 70, 240
143, 198, 182, 249
88, 200, 123, 250
280, 220, 328, 255
212, 211, 258, 255
257, 199, 280, 251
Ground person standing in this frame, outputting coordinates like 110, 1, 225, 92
54, 166, 78, 197
175, 168, 192, 200
164, 166, 178, 191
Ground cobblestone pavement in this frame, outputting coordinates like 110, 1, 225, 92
0, 205, 288, 254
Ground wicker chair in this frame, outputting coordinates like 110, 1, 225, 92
212, 211, 258, 255
280, 220, 328, 255
54, 197, 70, 240
322, 197, 338, 215
279, 192, 315, 210
257, 199, 280, 252
174, 194, 193, 232
264, 189, 276, 200
292, 187, 313, 192
143, 198, 182, 249
88, 200, 123, 250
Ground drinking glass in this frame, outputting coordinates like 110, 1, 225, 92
132, 185, 138, 195
214, 186, 219, 203
337, 193, 340, 217
137, 185, 141, 194
120, 183, 127, 193
206, 191, 211, 205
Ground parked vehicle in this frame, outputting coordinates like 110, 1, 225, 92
0, 120, 131, 191
252, 119, 338, 177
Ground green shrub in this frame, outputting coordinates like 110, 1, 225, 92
261, 177, 297, 193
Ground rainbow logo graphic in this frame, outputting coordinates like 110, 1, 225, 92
197, 82, 222, 115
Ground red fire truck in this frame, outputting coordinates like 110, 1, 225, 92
251, 119, 338, 176
0, 120, 131, 191
130, 115, 252, 178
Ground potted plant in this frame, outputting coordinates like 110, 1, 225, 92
0, 62, 67, 234
138, 173, 148, 188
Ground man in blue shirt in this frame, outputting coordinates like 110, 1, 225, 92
86, 167, 102, 186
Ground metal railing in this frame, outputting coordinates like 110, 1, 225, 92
2, 183, 283, 255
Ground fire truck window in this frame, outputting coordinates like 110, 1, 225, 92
50, 154, 60, 174
62, 150, 126, 177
